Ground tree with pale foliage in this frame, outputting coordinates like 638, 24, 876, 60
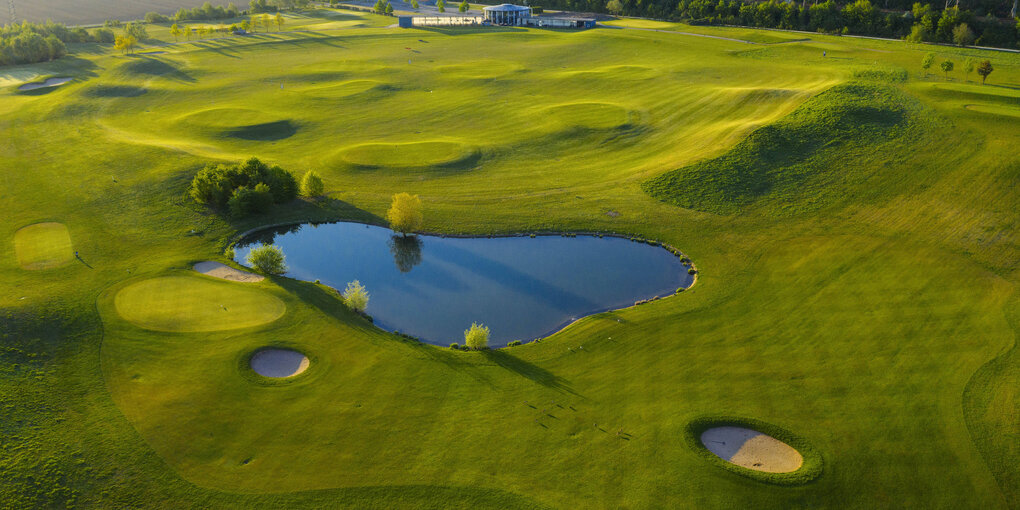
114, 35, 137, 54
263, 14, 274, 31
952, 23, 974, 47
300, 171, 324, 197
275, 13, 285, 30
964, 59, 976, 81
241, 20, 251, 33
464, 322, 489, 350
437, 0, 446, 12
170, 23, 184, 42
343, 280, 369, 312
921, 53, 935, 76
246, 244, 287, 274
386, 192, 423, 235
458, 0, 469, 12
606, 0, 623, 14
411, 0, 419, 8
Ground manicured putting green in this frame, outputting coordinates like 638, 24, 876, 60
114, 276, 285, 332
14, 222, 74, 270
338, 141, 474, 168
180, 108, 280, 128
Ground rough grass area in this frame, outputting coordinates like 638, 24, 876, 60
642, 82, 930, 215
113, 276, 286, 332
13, 222, 74, 270
0, 7, 1017, 509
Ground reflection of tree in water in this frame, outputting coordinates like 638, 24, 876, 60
388, 234, 423, 273
239, 223, 303, 247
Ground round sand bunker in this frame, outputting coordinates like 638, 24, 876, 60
700, 426, 803, 473
250, 349, 309, 378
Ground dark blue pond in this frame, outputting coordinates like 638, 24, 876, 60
235, 222, 692, 346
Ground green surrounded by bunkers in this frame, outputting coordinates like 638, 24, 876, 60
0, 5, 1018, 510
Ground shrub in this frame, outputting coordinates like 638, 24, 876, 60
124, 22, 148, 40
228, 184, 273, 218
189, 157, 299, 215
449, 342, 460, 349
94, 28, 116, 43
464, 322, 489, 350
688, 268, 697, 274
343, 280, 370, 312
246, 244, 287, 274
386, 192, 424, 235
300, 171, 325, 197
508, 340, 522, 347
676, 287, 685, 293
264, 164, 298, 203
144, 12, 170, 23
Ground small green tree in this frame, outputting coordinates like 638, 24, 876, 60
964, 59, 976, 81
275, 13, 285, 30
977, 60, 994, 84
125, 22, 149, 40
921, 53, 935, 76
940, 59, 954, 80
342, 280, 370, 312
386, 192, 423, 235
228, 183, 273, 218
300, 171, 324, 197
458, 0, 469, 12
246, 244, 287, 274
170, 23, 184, 41
374, 0, 386, 13
437, 0, 446, 12
464, 322, 489, 350
411, 0, 419, 8
386, 2, 395, 14
952, 23, 974, 46
606, 0, 624, 14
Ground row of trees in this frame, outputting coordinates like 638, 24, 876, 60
167, 13, 285, 42
921, 53, 995, 81
569, 0, 1020, 48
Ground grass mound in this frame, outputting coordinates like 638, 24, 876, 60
299, 79, 384, 98
113, 276, 286, 332
643, 82, 920, 215
81, 84, 147, 98
13, 222, 74, 270
225, 120, 298, 141
964, 103, 1020, 118
116, 57, 191, 81
540, 102, 633, 131
337, 141, 478, 169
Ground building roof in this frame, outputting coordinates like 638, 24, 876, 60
482, 3, 531, 11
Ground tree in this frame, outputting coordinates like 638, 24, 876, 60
976, 60, 993, 84
411, 0, 419, 8
275, 13, 285, 30
940, 59, 954, 79
263, 14, 274, 31
94, 28, 116, 43
246, 244, 287, 274
921, 52, 935, 76
437, 0, 446, 12
905, 23, 930, 43
374, 0, 386, 13
952, 23, 974, 46
606, 0, 624, 14
145, 12, 170, 23
342, 280, 370, 312
386, 2, 395, 14
464, 322, 489, 349
458, 0, 469, 12
300, 171, 324, 197
170, 23, 184, 41
241, 20, 252, 32
114, 35, 137, 54
125, 22, 149, 40
964, 59, 976, 81
386, 193, 423, 235
388, 235, 423, 273
228, 183, 273, 217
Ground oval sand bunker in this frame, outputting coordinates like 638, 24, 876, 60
700, 426, 803, 473
19, 77, 72, 91
250, 349, 309, 378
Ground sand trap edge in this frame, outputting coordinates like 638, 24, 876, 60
239, 345, 317, 386
684, 416, 823, 485
193, 261, 264, 282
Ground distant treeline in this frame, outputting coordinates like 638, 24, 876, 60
146, 0, 313, 21
0, 21, 116, 67
545, 0, 1020, 48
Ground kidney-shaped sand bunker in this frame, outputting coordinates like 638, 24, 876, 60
250, 348, 309, 378
700, 426, 803, 473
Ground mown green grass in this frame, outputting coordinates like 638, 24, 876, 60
13, 222, 75, 270
0, 7, 1017, 509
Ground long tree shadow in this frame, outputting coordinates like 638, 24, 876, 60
482, 349, 577, 394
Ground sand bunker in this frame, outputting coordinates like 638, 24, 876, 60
250, 349, 309, 378
19, 77, 72, 91
700, 426, 803, 473
194, 261, 264, 282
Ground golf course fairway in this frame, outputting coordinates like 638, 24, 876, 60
0, 7, 1016, 510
